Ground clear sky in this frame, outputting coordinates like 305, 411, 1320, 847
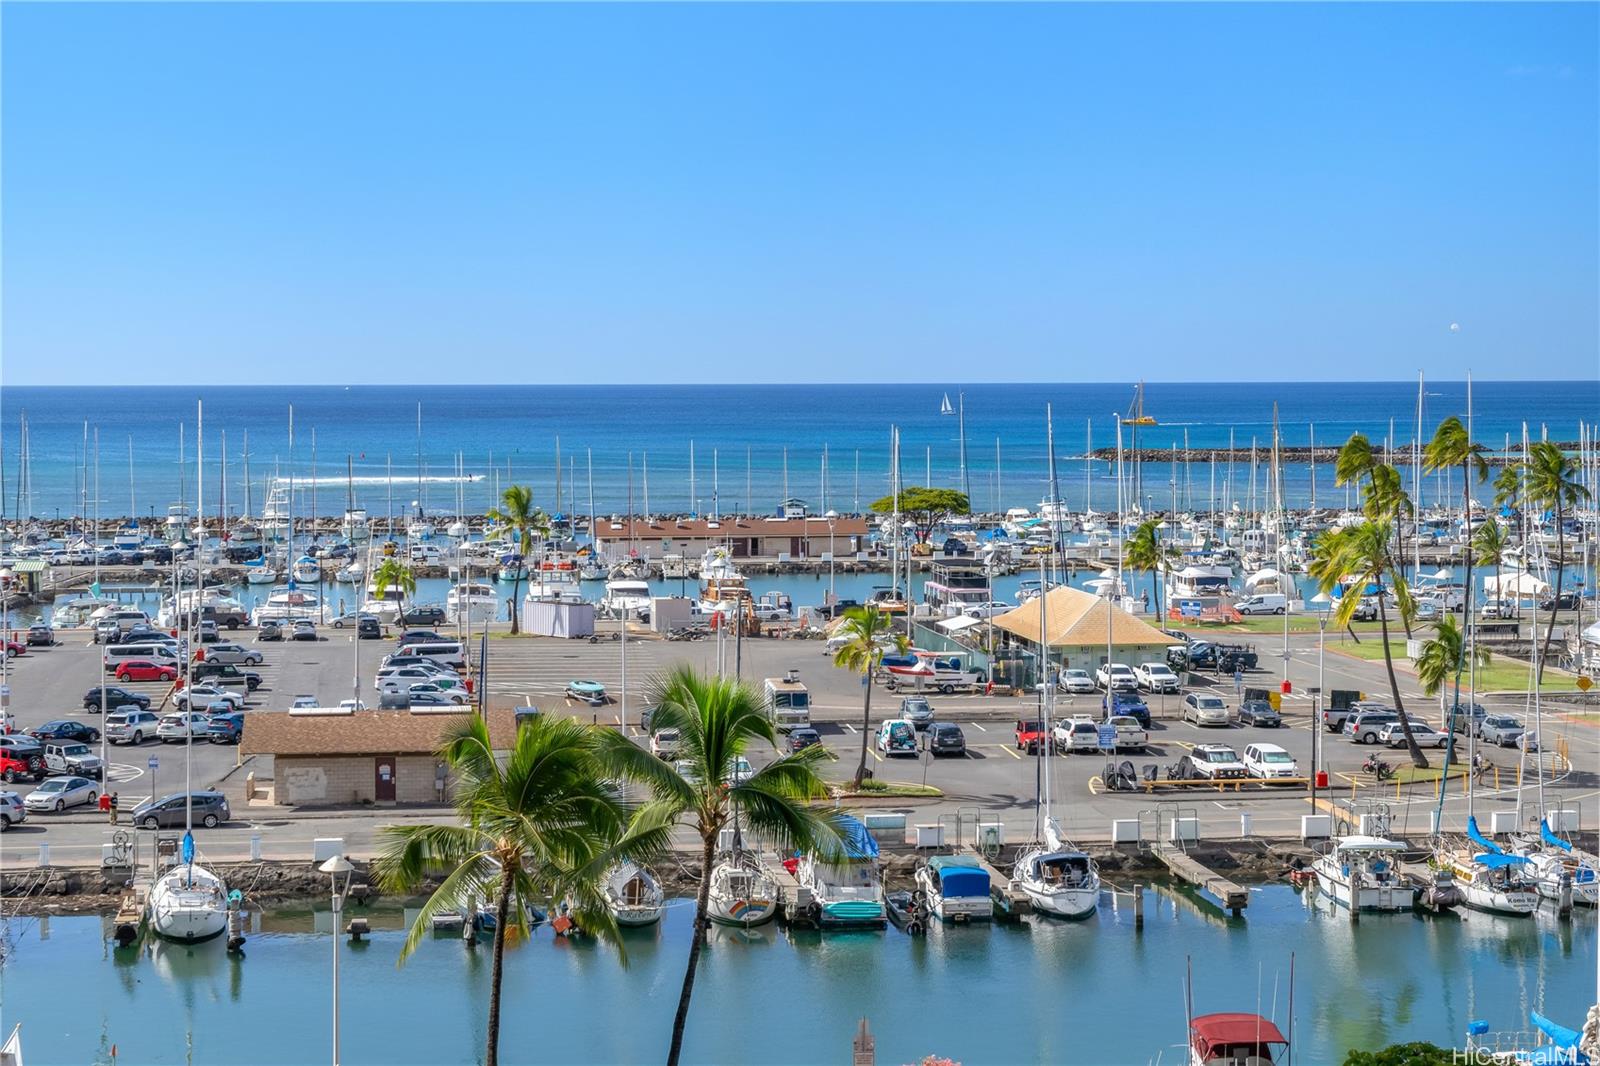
3, 2, 1596, 385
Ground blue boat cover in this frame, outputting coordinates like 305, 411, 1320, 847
1541, 820, 1573, 852
1531, 1011, 1582, 1050
181, 830, 195, 865
1467, 816, 1503, 854
936, 867, 990, 898
837, 816, 879, 860
1474, 853, 1530, 869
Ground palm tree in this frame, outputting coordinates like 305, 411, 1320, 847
1423, 415, 1490, 697
1474, 517, 1508, 618
372, 556, 416, 630
375, 714, 631, 1066
1333, 432, 1377, 493
1310, 520, 1428, 767
486, 484, 550, 635
597, 667, 840, 1066
831, 606, 902, 789
1524, 441, 1591, 680
1414, 615, 1490, 701
1125, 518, 1178, 624
1492, 462, 1523, 517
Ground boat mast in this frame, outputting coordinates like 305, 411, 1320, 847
241, 432, 250, 524
587, 448, 595, 558
958, 391, 969, 502
1035, 551, 1050, 843
1309, 423, 1317, 509
689, 440, 696, 518
188, 401, 201, 839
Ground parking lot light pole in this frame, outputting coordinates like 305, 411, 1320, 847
1311, 592, 1331, 806
825, 510, 838, 605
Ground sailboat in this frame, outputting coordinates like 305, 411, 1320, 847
1011, 558, 1100, 919
602, 860, 664, 926
939, 392, 954, 416
707, 822, 778, 927
149, 402, 231, 944
340, 456, 370, 542
1125, 380, 1157, 426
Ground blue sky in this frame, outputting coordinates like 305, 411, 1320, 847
3, 3, 1595, 385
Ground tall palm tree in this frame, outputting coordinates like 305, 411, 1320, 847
1414, 615, 1491, 701
1524, 441, 1591, 680
372, 556, 416, 630
1423, 415, 1490, 701
1310, 520, 1428, 767
486, 484, 550, 635
1474, 517, 1508, 618
1492, 462, 1523, 517
1362, 463, 1415, 633
831, 606, 902, 788
375, 714, 631, 1066
1333, 432, 1377, 492
597, 667, 841, 1066
1125, 518, 1178, 624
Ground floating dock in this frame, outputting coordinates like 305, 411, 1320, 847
1157, 850, 1249, 916
957, 849, 1031, 917
759, 855, 813, 925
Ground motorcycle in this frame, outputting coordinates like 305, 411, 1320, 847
1361, 754, 1396, 781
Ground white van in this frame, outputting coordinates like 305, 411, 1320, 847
763, 672, 810, 732
1235, 593, 1288, 616
406, 641, 467, 671
104, 643, 182, 673
408, 544, 444, 564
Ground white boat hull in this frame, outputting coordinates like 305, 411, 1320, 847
1459, 879, 1538, 916
913, 868, 992, 921
149, 868, 229, 943
707, 893, 776, 926
1018, 881, 1099, 919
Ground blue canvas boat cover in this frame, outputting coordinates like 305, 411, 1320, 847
1541, 820, 1573, 852
1474, 853, 1530, 869
837, 815, 879, 860
1467, 816, 1502, 854
927, 855, 990, 898
181, 830, 195, 865
1531, 1011, 1582, 1050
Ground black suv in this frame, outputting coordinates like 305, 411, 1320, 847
357, 616, 382, 639
400, 606, 448, 627
83, 686, 152, 713
928, 722, 967, 756
190, 662, 263, 690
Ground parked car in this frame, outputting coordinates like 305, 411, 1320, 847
1052, 717, 1101, 754
875, 718, 918, 757
43, 741, 104, 779
1479, 599, 1517, 619
1238, 699, 1281, 728
1242, 742, 1298, 780
328, 611, 367, 629
1324, 699, 1388, 734
1235, 593, 1288, 616
26, 776, 99, 812
396, 630, 450, 648
962, 600, 1014, 619
1096, 663, 1139, 692
357, 616, 383, 639
174, 684, 245, 711
1380, 720, 1449, 749
157, 712, 214, 742
1182, 693, 1231, 727
786, 727, 823, 754
190, 662, 263, 690
1448, 703, 1489, 736
1103, 692, 1151, 728
650, 728, 682, 759
258, 621, 285, 642
0, 735, 43, 764
132, 790, 231, 829
83, 686, 150, 713
1059, 668, 1097, 695
28, 720, 100, 744
1135, 662, 1181, 693
1015, 718, 1052, 754
115, 659, 178, 683
0, 790, 25, 829
928, 722, 966, 756
1481, 715, 1528, 748
1177, 745, 1247, 781
1343, 709, 1402, 745
25, 623, 54, 646
207, 712, 245, 744
106, 709, 161, 745
291, 620, 318, 642
400, 606, 448, 628
1105, 715, 1149, 752
203, 642, 263, 666
408, 681, 467, 704
0, 752, 44, 784
196, 620, 221, 643
898, 696, 935, 730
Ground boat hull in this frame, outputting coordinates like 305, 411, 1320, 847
1311, 860, 1412, 912
1018, 882, 1099, 919
611, 905, 663, 927
707, 896, 776, 927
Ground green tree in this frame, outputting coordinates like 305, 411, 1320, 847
372, 556, 416, 630
1473, 517, 1509, 618
1414, 615, 1490, 700
1333, 432, 1378, 492
1523, 441, 1591, 680
375, 714, 631, 1066
1423, 415, 1490, 706
597, 667, 840, 1066
486, 484, 549, 636
831, 606, 904, 788
1125, 518, 1178, 623
1492, 462, 1523, 515
869, 487, 971, 545
1342, 1042, 1456, 1066
1310, 521, 1428, 767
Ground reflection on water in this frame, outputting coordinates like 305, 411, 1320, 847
0, 885, 1592, 1065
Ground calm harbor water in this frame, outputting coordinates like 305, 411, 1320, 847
0, 886, 1592, 1065
5, 381, 1596, 521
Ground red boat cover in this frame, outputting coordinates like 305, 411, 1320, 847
1190, 1013, 1288, 1060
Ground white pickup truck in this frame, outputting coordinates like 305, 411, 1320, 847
1135, 661, 1180, 693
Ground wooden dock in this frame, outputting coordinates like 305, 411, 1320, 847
759, 855, 813, 925
112, 888, 146, 947
959, 850, 1032, 916
1157, 850, 1249, 915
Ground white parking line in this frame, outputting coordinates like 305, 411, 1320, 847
842, 723, 858, 734
969, 722, 986, 732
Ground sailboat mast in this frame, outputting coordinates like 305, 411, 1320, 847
958, 391, 969, 501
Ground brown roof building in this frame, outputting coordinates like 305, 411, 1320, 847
990, 585, 1182, 673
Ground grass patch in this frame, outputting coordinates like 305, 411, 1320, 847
841, 779, 943, 798
1165, 616, 1388, 635
1330, 641, 1575, 693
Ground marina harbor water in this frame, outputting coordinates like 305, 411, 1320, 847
1, 888, 1594, 1064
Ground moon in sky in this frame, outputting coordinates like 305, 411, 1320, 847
1448, 322, 1461, 332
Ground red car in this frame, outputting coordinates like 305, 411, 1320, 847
115, 660, 177, 683
3, 640, 23, 658
0, 751, 43, 784
1014, 718, 1053, 755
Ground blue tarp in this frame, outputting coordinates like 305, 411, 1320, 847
1541, 820, 1573, 852
937, 868, 991, 898
181, 831, 195, 865
837, 815, 880, 861
1467, 816, 1503, 854
1474, 853, 1530, 869
1532, 1011, 1583, 1050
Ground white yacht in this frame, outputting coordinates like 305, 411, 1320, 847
603, 861, 664, 927
795, 817, 886, 928
406, 518, 435, 542
1012, 834, 1101, 919
334, 558, 365, 584
252, 584, 327, 624
51, 595, 123, 627
1311, 835, 1412, 912
706, 851, 778, 927
339, 508, 370, 542
601, 579, 652, 620
112, 524, 144, 551
232, 519, 263, 545
497, 554, 529, 582
243, 560, 280, 585
291, 555, 321, 584
447, 582, 499, 625
164, 505, 191, 543
524, 558, 585, 604
149, 851, 230, 943
362, 579, 405, 623
446, 519, 471, 540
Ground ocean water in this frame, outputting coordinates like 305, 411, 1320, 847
0, 887, 1592, 1065
2, 381, 1595, 522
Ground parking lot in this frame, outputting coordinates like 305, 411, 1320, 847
1, 624, 1594, 861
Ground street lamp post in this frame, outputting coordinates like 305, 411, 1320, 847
320, 855, 355, 1066
1311, 592, 1332, 807
824, 510, 838, 606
